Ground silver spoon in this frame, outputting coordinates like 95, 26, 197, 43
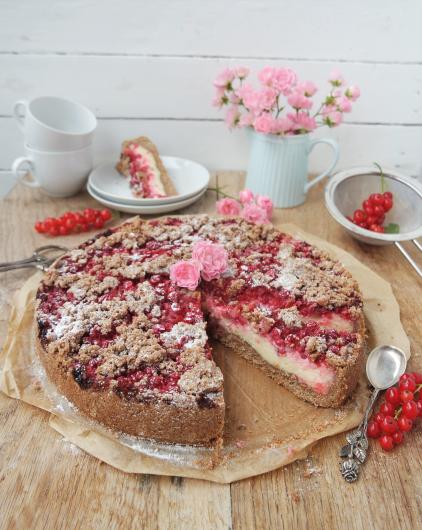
340, 345, 407, 482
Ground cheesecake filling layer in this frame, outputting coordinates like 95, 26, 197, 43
133, 145, 165, 197
208, 313, 335, 395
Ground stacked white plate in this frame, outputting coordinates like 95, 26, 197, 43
87, 156, 210, 214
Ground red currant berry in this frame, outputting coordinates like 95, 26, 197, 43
59, 225, 69, 236
416, 401, 422, 417
400, 377, 416, 392
383, 197, 393, 212
392, 431, 404, 445
398, 416, 413, 432
65, 218, 76, 231
358, 222, 368, 229
75, 213, 85, 224
372, 193, 384, 206
383, 191, 393, 200
94, 217, 105, 229
402, 400, 418, 419
400, 373, 412, 383
380, 402, 395, 416
373, 205, 385, 217
372, 225, 384, 233
367, 421, 381, 438
43, 217, 55, 231
385, 387, 401, 405
366, 216, 377, 226
34, 221, 45, 233
381, 415, 399, 434
363, 200, 374, 214
81, 223, 89, 232
400, 389, 414, 403
100, 209, 112, 221
353, 209, 366, 223
49, 226, 59, 237
379, 435, 394, 451
374, 412, 385, 425
84, 208, 96, 223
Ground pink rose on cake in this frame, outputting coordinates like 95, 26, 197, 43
169, 259, 202, 290
192, 241, 228, 281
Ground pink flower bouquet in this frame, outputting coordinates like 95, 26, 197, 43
213, 67, 360, 135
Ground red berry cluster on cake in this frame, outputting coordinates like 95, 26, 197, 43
35, 215, 365, 447
116, 136, 177, 198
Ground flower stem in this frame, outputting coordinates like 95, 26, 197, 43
207, 186, 237, 200
373, 162, 386, 193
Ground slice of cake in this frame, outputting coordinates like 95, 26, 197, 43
116, 136, 177, 198
35, 215, 365, 447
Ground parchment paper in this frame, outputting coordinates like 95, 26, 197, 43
0, 223, 410, 483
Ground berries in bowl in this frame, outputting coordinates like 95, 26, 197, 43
324, 166, 422, 246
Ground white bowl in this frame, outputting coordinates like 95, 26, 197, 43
87, 182, 207, 214
325, 166, 422, 246
88, 157, 209, 205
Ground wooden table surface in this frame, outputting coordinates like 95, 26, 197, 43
0, 173, 421, 530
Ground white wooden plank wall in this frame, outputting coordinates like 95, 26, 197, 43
0, 0, 421, 175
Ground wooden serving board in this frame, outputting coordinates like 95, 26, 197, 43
0, 173, 421, 529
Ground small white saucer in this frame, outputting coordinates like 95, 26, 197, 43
88, 156, 209, 205
87, 182, 207, 214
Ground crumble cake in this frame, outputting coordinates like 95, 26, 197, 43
35, 216, 365, 446
116, 136, 177, 198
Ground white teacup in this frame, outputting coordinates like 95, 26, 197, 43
14, 96, 97, 151
12, 144, 93, 197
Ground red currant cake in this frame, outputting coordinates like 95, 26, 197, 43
35, 215, 365, 446
116, 136, 177, 198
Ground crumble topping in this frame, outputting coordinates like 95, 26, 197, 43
36, 215, 363, 405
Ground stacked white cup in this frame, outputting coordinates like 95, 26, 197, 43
12, 96, 97, 197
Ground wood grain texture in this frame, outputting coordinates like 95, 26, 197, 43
0, 172, 421, 530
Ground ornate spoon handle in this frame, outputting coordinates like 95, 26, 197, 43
339, 387, 379, 482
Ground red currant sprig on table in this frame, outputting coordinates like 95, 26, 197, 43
34, 208, 112, 237
367, 371, 422, 451
351, 191, 393, 233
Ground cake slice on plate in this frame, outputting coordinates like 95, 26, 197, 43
116, 136, 178, 198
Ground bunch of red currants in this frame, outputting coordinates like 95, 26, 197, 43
350, 191, 393, 233
34, 208, 112, 236
367, 371, 422, 451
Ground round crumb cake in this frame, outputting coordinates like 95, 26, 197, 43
35, 215, 365, 446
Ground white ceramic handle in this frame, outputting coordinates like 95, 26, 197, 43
13, 99, 28, 131
11, 156, 40, 188
305, 138, 339, 192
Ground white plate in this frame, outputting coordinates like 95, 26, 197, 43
88, 156, 210, 205
87, 182, 207, 214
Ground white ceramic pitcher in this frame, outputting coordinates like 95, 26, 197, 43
245, 131, 339, 208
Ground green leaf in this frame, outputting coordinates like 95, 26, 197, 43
384, 223, 400, 234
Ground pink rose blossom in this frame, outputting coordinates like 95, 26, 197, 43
216, 197, 242, 216
236, 84, 261, 112
242, 203, 269, 225
258, 87, 278, 111
192, 241, 229, 281
225, 105, 240, 128
256, 195, 273, 217
228, 91, 241, 104
345, 86, 360, 101
287, 112, 317, 133
214, 68, 235, 88
337, 96, 352, 113
212, 87, 226, 108
296, 81, 318, 97
328, 70, 344, 87
254, 113, 275, 134
239, 189, 255, 204
169, 259, 202, 290
287, 92, 313, 110
324, 111, 343, 127
272, 116, 294, 134
235, 66, 250, 79
271, 68, 297, 95
258, 66, 276, 86
239, 112, 255, 127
